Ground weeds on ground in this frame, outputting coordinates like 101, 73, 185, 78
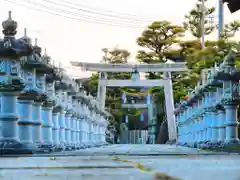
49, 157, 56, 160
112, 155, 182, 180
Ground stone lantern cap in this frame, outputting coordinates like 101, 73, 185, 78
77, 89, 89, 105
42, 48, 51, 64
55, 81, 68, 91
66, 84, 76, 96
52, 105, 62, 113
19, 28, 31, 44
103, 109, 112, 117
87, 95, 94, 110
45, 67, 62, 83
213, 52, 240, 81
91, 98, 100, 112
174, 100, 188, 114
2, 11, 17, 37
222, 50, 236, 66
33, 38, 41, 55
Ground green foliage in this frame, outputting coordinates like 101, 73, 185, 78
83, 73, 98, 96
102, 47, 130, 64
183, 0, 216, 38
221, 20, 240, 39
136, 20, 185, 81
136, 21, 185, 62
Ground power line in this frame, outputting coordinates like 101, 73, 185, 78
40, 0, 151, 23
3, 0, 148, 28
59, 0, 152, 21
36, 0, 150, 24
18, 0, 147, 25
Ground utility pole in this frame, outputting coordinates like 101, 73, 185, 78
201, 0, 205, 49
218, 0, 224, 39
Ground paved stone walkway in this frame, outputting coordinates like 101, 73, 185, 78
0, 144, 239, 180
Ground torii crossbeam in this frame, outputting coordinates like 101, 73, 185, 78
70, 62, 187, 72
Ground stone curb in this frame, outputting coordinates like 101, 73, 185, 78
0, 165, 135, 170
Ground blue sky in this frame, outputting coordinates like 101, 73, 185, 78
0, 0, 240, 77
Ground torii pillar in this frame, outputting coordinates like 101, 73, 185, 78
163, 71, 177, 141
97, 72, 107, 110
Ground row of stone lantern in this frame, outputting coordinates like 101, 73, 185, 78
0, 11, 109, 154
175, 52, 240, 149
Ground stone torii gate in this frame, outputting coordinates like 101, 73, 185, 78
71, 61, 187, 141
